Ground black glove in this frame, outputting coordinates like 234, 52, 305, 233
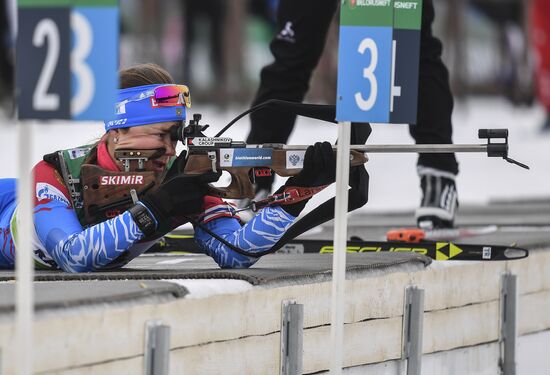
129, 171, 221, 236
277, 141, 336, 216
286, 141, 336, 188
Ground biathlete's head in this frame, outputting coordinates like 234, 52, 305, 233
103, 63, 191, 172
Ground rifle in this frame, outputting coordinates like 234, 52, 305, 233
172, 117, 367, 199
168, 100, 528, 200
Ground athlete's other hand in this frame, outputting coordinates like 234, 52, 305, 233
286, 141, 336, 188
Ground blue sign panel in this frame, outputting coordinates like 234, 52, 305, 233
72, 7, 118, 121
336, 26, 392, 123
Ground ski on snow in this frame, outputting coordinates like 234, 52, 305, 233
152, 233, 528, 261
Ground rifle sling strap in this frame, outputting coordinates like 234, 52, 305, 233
251, 185, 328, 212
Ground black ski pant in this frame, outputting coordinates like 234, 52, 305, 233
247, 0, 459, 190
0, 0, 13, 97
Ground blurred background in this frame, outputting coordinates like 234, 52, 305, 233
0, 0, 544, 111
0, 0, 548, 212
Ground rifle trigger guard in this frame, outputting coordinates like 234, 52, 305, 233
207, 151, 217, 173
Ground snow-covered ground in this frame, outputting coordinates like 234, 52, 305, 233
0, 96, 548, 214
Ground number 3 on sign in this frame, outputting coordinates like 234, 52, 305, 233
71, 12, 94, 117
355, 38, 378, 111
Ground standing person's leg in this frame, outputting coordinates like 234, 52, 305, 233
247, 0, 338, 193
0, 0, 13, 101
410, 0, 459, 228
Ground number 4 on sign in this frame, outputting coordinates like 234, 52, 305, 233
390, 40, 401, 112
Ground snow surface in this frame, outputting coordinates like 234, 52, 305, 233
1, 96, 548, 214
164, 278, 253, 299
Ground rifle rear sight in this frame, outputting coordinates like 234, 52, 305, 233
170, 113, 210, 142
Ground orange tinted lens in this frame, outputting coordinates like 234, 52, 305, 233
154, 85, 191, 108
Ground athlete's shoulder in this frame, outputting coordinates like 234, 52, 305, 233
33, 160, 72, 207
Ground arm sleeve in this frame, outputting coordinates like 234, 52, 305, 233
33, 161, 147, 272
194, 197, 296, 268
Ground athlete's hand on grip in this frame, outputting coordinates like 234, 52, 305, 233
275, 141, 335, 217
285, 141, 336, 188
131, 170, 221, 235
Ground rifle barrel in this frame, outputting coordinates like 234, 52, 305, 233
278, 144, 489, 153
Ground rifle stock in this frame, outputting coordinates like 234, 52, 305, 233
184, 148, 368, 199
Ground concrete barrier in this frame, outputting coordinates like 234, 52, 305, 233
0, 248, 549, 374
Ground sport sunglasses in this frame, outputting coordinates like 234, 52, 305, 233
153, 85, 192, 108
116, 84, 192, 112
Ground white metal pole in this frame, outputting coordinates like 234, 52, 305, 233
16, 120, 34, 375
330, 121, 352, 374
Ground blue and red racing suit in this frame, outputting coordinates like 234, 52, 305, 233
0, 142, 296, 272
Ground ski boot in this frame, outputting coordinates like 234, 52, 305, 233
415, 166, 459, 229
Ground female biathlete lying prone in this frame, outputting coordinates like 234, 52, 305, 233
0, 63, 335, 272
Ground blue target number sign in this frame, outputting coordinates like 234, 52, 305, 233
337, 26, 393, 123
336, 0, 422, 124
16, 0, 118, 121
